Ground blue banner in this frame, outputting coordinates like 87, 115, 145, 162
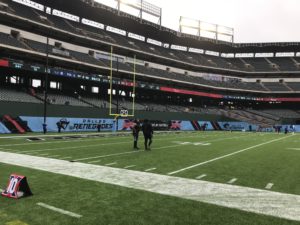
0, 122, 11, 134
218, 122, 258, 131
20, 116, 115, 132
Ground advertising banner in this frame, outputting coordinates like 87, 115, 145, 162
0, 122, 11, 134
20, 116, 115, 132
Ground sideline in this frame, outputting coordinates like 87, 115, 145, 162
0, 151, 299, 222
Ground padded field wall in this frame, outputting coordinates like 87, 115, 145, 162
0, 102, 234, 121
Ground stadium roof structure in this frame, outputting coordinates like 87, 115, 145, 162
31, 0, 300, 53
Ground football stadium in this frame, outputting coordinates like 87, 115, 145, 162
0, 0, 299, 224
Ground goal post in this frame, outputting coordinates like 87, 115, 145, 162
108, 46, 136, 118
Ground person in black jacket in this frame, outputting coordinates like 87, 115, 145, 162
132, 120, 140, 150
142, 119, 153, 150
42, 123, 47, 134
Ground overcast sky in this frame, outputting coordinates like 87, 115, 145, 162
95, 0, 300, 43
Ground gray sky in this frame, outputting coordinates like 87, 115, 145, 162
95, 0, 300, 43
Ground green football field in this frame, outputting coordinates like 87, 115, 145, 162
0, 131, 299, 225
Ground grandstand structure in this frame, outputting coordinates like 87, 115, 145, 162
1, 0, 300, 132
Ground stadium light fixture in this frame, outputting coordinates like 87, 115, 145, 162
179, 17, 199, 28
179, 16, 234, 43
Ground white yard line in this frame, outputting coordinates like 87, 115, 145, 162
0, 132, 121, 139
168, 135, 293, 175
287, 148, 300, 151
0, 152, 299, 222
227, 178, 238, 184
195, 174, 207, 180
265, 183, 274, 190
124, 165, 136, 169
105, 162, 117, 166
144, 168, 157, 172
37, 202, 82, 218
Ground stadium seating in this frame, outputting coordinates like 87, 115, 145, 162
3, 0, 300, 74
35, 92, 92, 107
261, 109, 300, 119
263, 83, 290, 92
0, 87, 43, 103
286, 83, 300, 91
0, 31, 298, 93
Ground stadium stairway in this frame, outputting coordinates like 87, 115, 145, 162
2, 115, 26, 133
218, 109, 273, 128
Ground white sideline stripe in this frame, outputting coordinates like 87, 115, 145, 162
124, 165, 136, 169
73, 144, 184, 161
265, 183, 274, 190
0, 130, 198, 140
18, 141, 133, 154
37, 202, 82, 218
145, 168, 156, 172
168, 135, 293, 175
0, 132, 203, 148
0, 135, 130, 147
12, 132, 249, 154
195, 174, 207, 180
88, 160, 102, 164
0, 152, 299, 222
228, 178, 238, 184
105, 162, 117, 166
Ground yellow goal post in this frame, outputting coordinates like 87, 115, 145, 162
108, 46, 136, 118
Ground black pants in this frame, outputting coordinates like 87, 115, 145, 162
144, 135, 152, 150
133, 134, 139, 148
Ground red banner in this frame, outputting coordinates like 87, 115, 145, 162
0, 59, 9, 67
160, 87, 223, 99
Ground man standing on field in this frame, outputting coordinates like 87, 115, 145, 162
142, 119, 153, 150
132, 120, 140, 150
